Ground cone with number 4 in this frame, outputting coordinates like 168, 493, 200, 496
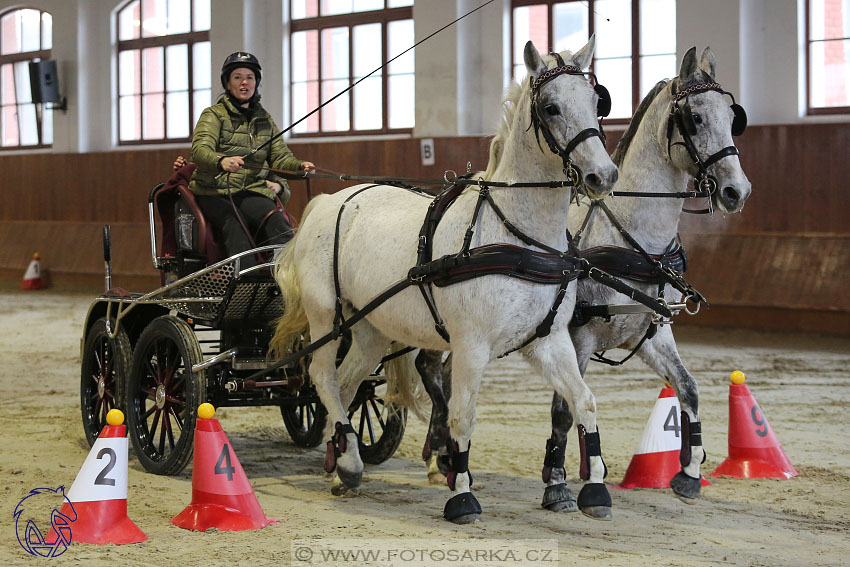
51, 409, 147, 544
171, 404, 273, 531
712, 371, 797, 479
620, 386, 710, 489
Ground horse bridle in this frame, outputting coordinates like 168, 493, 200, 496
666, 81, 747, 209
529, 53, 611, 186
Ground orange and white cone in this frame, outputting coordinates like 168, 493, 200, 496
712, 371, 797, 479
20, 253, 46, 290
171, 404, 274, 531
620, 386, 709, 489
51, 410, 147, 544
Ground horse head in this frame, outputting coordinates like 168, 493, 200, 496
523, 37, 618, 199
664, 46, 752, 213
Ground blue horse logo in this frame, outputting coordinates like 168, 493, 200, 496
13, 486, 77, 558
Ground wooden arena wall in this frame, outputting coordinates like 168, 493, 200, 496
0, 124, 847, 335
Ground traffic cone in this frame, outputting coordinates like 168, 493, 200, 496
620, 386, 710, 489
50, 409, 147, 545
171, 404, 274, 531
712, 371, 797, 479
20, 253, 47, 290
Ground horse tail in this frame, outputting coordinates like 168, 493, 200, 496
383, 347, 431, 423
269, 196, 323, 360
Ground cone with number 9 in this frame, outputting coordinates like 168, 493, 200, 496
171, 404, 274, 531
711, 371, 797, 479
51, 409, 147, 544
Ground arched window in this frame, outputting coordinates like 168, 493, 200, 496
289, 0, 414, 136
0, 8, 52, 149
512, 0, 676, 121
117, 0, 211, 144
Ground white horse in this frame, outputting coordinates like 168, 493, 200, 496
270, 38, 618, 523
410, 46, 752, 512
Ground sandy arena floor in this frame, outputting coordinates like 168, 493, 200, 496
0, 290, 848, 566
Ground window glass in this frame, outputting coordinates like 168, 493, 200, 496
292, 0, 319, 19
143, 92, 164, 138
1, 13, 19, 54
18, 103, 37, 145
41, 105, 52, 144
292, 80, 320, 132
640, 0, 675, 55
142, 47, 164, 93
1, 63, 13, 105
166, 91, 189, 138
388, 0, 413, 6
119, 1, 140, 40
353, 77, 382, 129
119, 95, 141, 140
193, 0, 211, 30
513, 4, 548, 81
388, 19, 413, 73
389, 73, 414, 128
594, 57, 631, 118
14, 61, 30, 102
321, 79, 350, 131
322, 0, 352, 16
193, 41, 211, 89
166, 44, 189, 91
2, 105, 18, 145
353, 0, 383, 12
810, 0, 850, 41
810, 39, 850, 107
640, 53, 675, 96
553, 2, 588, 54
354, 23, 381, 77
119, 49, 140, 96
20, 9, 40, 52
141, 0, 168, 37
595, 0, 631, 59
193, 88, 210, 126
41, 13, 52, 50
322, 27, 349, 80
168, 0, 191, 34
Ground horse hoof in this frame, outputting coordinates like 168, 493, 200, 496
332, 468, 363, 494
541, 484, 577, 512
577, 483, 612, 520
443, 492, 482, 524
580, 506, 612, 520
331, 477, 361, 497
670, 471, 701, 501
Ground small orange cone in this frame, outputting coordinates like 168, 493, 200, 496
171, 404, 274, 531
620, 386, 710, 489
712, 371, 797, 479
20, 253, 46, 290
50, 410, 147, 544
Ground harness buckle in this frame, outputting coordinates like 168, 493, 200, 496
444, 169, 458, 183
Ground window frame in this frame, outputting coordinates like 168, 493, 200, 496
0, 7, 52, 150
511, 0, 669, 124
805, 0, 850, 115
115, 0, 211, 146
289, 4, 413, 138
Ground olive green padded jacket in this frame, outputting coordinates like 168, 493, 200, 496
189, 96, 303, 203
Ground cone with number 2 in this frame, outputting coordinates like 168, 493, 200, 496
171, 404, 274, 531
712, 371, 797, 479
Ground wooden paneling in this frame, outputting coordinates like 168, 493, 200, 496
0, 125, 848, 334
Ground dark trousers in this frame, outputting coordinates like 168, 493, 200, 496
195, 192, 294, 268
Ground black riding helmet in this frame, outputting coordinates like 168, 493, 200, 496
220, 52, 262, 89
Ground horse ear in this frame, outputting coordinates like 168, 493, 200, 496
523, 41, 548, 77
572, 34, 596, 70
698, 46, 717, 80
678, 46, 698, 80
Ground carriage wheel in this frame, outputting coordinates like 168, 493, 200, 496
280, 385, 328, 448
126, 316, 205, 476
80, 318, 132, 447
349, 380, 407, 465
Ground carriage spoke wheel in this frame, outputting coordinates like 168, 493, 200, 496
348, 380, 407, 465
80, 318, 131, 447
280, 385, 328, 448
126, 316, 204, 475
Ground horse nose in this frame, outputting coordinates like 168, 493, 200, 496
720, 185, 741, 210
584, 166, 618, 198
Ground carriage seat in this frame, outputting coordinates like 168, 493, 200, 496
153, 163, 225, 279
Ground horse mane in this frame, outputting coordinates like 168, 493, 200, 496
483, 78, 527, 180
612, 69, 716, 167
611, 79, 669, 167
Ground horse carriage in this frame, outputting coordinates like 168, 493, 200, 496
78, 172, 407, 475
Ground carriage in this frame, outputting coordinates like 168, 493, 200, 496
78, 173, 407, 475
